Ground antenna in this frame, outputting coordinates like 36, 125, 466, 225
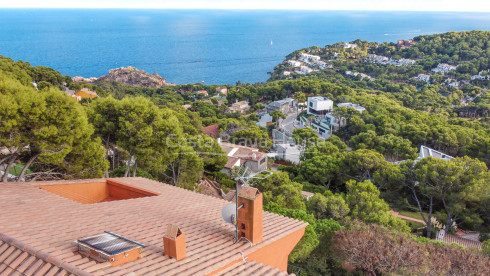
226, 165, 273, 242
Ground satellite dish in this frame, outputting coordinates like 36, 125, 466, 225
221, 203, 237, 225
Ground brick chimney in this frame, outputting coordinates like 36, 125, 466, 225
163, 224, 186, 261
237, 186, 263, 244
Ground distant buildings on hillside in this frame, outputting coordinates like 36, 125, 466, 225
431, 63, 458, 74
366, 54, 416, 66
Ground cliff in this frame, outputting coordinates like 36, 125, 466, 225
73, 66, 175, 88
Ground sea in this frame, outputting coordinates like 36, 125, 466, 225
1, 9, 490, 85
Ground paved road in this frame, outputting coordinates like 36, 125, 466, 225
281, 112, 298, 133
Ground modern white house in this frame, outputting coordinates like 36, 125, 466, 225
307, 96, 333, 115
275, 143, 301, 164
267, 98, 293, 114
417, 146, 454, 162
311, 114, 337, 138
337, 102, 366, 113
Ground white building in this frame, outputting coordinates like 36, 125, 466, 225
343, 42, 358, 48
345, 71, 374, 81
366, 54, 390, 64
337, 102, 366, 113
296, 66, 314, 75
283, 71, 291, 76
417, 146, 454, 162
417, 74, 431, 84
311, 114, 337, 138
275, 143, 301, 164
299, 53, 321, 63
471, 71, 489, 80
287, 60, 301, 67
432, 63, 458, 74
398, 58, 416, 66
445, 79, 460, 88
257, 113, 273, 127
307, 96, 333, 116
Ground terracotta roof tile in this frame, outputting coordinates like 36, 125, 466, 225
216, 261, 292, 276
202, 124, 220, 139
437, 233, 482, 250
0, 177, 307, 275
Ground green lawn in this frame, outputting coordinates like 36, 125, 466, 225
8, 164, 32, 176
394, 209, 428, 230
397, 210, 428, 221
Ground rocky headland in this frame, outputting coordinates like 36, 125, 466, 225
73, 66, 175, 88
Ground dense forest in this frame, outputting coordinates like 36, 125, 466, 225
1, 31, 489, 275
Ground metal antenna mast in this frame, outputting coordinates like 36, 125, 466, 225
232, 166, 273, 243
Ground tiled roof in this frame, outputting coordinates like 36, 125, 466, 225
215, 260, 293, 276
0, 233, 75, 276
224, 156, 241, 169
437, 233, 482, 250
223, 190, 237, 202
0, 178, 307, 275
203, 124, 220, 139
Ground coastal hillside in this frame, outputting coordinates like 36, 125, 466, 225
269, 30, 489, 113
1, 30, 489, 275
74, 66, 175, 88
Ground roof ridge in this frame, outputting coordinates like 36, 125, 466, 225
0, 232, 90, 276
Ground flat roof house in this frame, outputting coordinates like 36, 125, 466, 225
307, 96, 333, 116
0, 177, 306, 275
337, 102, 366, 113
228, 101, 250, 114
266, 99, 292, 114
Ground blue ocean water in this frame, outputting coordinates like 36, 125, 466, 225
0, 9, 489, 85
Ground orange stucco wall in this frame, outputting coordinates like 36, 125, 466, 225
246, 226, 305, 271
107, 180, 160, 200
208, 226, 306, 275
37, 180, 159, 204
37, 182, 107, 204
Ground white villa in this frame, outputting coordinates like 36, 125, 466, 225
307, 96, 333, 116
337, 102, 366, 113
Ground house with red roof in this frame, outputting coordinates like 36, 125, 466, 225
219, 142, 268, 175
203, 124, 220, 139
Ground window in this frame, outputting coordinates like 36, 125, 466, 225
309, 102, 313, 107
241, 223, 246, 229
259, 158, 266, 165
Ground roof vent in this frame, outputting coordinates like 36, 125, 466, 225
163, 224, 187, 261
75, 231, 145, 266
252, 153, 257, 159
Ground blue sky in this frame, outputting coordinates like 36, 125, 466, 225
2, 0, 490, 12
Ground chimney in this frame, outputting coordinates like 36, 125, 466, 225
237, 186, 263, 244
163, 224, 187, 261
